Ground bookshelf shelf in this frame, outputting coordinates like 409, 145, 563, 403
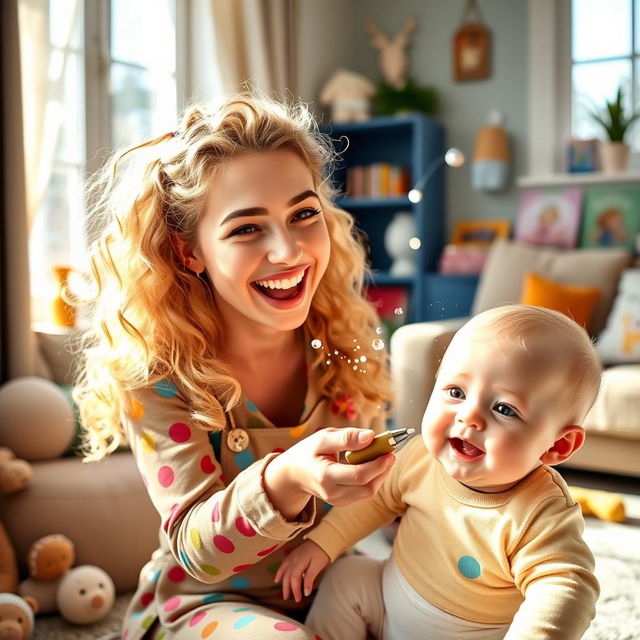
337, 197, 411, 209
368, 272, 415, 286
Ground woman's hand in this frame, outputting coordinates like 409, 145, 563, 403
263, 428, 395, 520
275, 540, 330, 602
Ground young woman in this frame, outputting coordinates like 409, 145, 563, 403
75, 93, 394, 640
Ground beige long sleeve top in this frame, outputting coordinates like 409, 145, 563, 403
306, 436, 599, 640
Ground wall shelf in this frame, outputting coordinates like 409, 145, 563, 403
517, 172, 640, 187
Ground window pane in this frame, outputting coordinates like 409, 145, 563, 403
111, 0, 176, 72
111, 63, 177, 148
49, 0, 82, 49
572, 0, 631, 61
572, 59, 632, 139
636, 0, 640, 52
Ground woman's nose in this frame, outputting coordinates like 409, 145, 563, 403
267, 229, 303, 264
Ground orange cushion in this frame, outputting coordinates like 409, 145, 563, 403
520, 272, 601, 329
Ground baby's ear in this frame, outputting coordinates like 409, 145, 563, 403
540, 426, 585, 466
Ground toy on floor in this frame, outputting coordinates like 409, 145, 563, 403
0, 593, 38, 639
0, 447, 32, 594
18, 534, 115, 625
568, 485, 626, 523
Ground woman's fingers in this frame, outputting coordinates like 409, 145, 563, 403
312, 427, 374, 456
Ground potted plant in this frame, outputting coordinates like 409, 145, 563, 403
590, 86, 640, 173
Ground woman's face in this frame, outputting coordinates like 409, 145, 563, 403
192, 149, 331, 333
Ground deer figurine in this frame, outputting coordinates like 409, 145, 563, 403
365, 17, 417, 89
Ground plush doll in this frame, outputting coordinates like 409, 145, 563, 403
0, 593, 38, 639
57, 565, 115, 625
320, 69, 376, 123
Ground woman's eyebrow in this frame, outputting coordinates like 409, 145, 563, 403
220, 190, 320, 225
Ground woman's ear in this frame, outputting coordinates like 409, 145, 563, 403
170, 234, 205, 274
540, 425, 585, 466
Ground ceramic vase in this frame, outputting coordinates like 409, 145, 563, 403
600, 142, 630, 174
384, 211, 417, 276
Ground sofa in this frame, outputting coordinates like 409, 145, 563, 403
391, 240, 640, 478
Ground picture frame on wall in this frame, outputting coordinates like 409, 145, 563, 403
514, 187, 584, 249
566, 138, 599, 173
580, 186, 640, 250
453, 0, 491, 81
451, 219, 510, 246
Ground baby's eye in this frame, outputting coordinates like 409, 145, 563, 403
494, 403, 517, 417
293, 207, 321, 222
229, 224, 260, 237
447, 387, 465, 399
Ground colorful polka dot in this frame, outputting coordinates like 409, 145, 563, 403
190, 528, 202, 550
201, 455, 216, 474
141, 616, 154, 629
247, 416, 265, 428
233, 564, 253, 572
458, 555, 481, 579
202, 592, 224, 604
168, 566, 186, 583
235, 450, 254, 469
158, 465, 175, 487
213, 535, 235, 553
289, 426, 306, 439
201, 564, 220, 576
257, 544, 278, 557
211, 501, 220, 522
140, 592, 153, 607
235, 516, 256, 537
232, 607, 251, 612
169, 422, 191, 442
271, 447, 285, 454
157, 632, 166, 640
155, 379, 178, 398
190, 611, 207, 627
122, 631, 129, 640
274, 621, 299, 631
151, 570, 160, 583
141, 432, 156, 453
231, 576, 250, 590
179, 551, 191, 568
322, 501, 333, 512
163, 596, 181, 612
130, 399, 144, 420
246, 400, 259, 413
201, 621, 218, 637
233, 614, 256, 629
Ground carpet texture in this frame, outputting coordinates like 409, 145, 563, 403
30, 516, 640, 639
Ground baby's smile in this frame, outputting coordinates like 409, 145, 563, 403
449, 437, 485, 460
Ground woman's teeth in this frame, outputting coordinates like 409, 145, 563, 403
255, 271, 304, 290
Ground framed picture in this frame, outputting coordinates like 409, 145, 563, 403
515, 187, 584, 249
580, 186, 640, 250
566, 139, 599, 173
453, 22, 491, 81
451, 219, 510, 246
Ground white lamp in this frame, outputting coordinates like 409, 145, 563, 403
408, 147, 465, 203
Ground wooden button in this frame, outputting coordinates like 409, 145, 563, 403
226, 428, 250, 452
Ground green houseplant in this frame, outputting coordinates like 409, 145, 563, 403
590, 86, 640, 173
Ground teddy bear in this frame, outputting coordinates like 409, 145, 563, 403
18, 534, 116, 625
0, 593, 38, 639
319, 68, 376, 123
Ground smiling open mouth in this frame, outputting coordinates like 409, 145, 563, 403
450, 438, 484, 459
252, 269, 306, 301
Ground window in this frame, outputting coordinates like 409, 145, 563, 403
571, 0, 639, 150
30, 0, 181, 324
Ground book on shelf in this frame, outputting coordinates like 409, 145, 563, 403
345, 164, 410, 199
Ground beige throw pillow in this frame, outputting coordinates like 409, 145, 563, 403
473, 240, 631, 335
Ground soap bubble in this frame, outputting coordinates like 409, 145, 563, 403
394, 307, 404, 316
353, 365, 358, 370
372, 338, 385, 351
376, 326, 383, 334
311, 339, 322, 349
360, 355, 367, 362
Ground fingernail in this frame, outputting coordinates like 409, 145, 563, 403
304, 587, 310, 596
358, 430, 372, 444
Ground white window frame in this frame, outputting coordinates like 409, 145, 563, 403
527, 0, 639, 177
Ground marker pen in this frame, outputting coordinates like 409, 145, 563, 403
345, 428, 416, 465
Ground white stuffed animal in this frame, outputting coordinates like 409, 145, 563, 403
320, 69, 376, 123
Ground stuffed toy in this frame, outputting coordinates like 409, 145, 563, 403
19, 534, 115, 625
320, 69, 376, 123
0, 593, 38, 639
0, 447, 32, 594
568, 485, 626, 523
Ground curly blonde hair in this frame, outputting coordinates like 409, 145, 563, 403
74, 93, 393, 461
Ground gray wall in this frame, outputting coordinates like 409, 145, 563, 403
297, 0, 529, 239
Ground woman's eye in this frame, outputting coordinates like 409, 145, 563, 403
229, 224, 259, 237
447, 387, 465, 399
494, 403, 517, 417
293, 207, 321, 222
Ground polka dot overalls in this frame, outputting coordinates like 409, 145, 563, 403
119, 365, 385, 640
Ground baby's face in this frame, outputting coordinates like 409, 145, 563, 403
422, 329, 568, 492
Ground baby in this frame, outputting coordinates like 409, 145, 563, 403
277, 304, 601, 640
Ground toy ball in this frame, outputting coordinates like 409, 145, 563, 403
0, 593, 38, 639
0, 377, 75, 460
56, 566, 115, 625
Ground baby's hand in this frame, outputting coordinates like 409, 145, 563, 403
274, 540, 330, 602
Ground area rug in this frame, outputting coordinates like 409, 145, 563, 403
30, 514, 640, 639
